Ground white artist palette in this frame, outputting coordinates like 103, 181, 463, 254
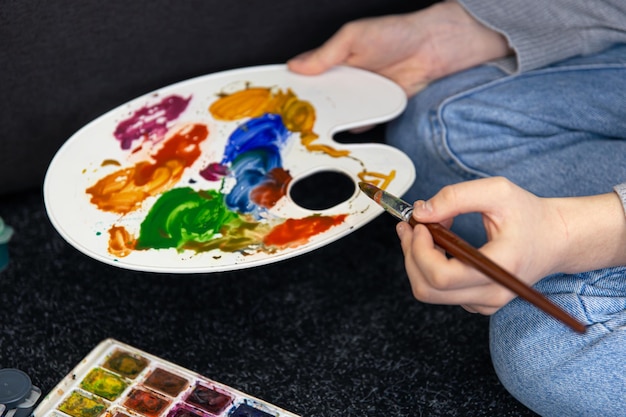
44, 64, 414, 273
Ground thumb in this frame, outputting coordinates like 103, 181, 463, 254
287, 32, 353, 75
411, 199, 455, 229
287, 50, 327, 75
412, 199, 438, 222
412, 179, 502, 224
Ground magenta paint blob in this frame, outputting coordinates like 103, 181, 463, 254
114, 95, 191, 150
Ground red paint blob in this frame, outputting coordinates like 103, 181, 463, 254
263, 214, 347, 248
86, 123, 208, 214
135, 123, 208, 185
123, 389, 170, 417
250, 167, 292, 208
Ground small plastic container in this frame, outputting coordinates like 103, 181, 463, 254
0, 217, 14, 271
0, 368, 41, 417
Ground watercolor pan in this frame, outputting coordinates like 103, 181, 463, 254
33, 339, 299, 417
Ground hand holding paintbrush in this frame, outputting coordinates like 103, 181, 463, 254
359, 179, 587, 333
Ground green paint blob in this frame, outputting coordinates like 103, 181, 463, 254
136, 187, 239, 250
58, 391, 107, 417
80, 368, 128, 400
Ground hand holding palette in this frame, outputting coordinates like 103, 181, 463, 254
43, 64, 415, 273
34, 339, 300, 417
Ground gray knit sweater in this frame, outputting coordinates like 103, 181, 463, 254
459, 0, 626, 215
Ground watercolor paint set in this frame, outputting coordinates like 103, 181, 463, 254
33, 339, 300, 417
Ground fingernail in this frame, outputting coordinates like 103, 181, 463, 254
396, 221, 408, 238
414, 200, 432, 216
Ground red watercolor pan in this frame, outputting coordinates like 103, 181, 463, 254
33, 338, 299, 417
43, 65, 415, 273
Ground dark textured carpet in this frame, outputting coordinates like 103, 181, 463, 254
0, 188, 537, 416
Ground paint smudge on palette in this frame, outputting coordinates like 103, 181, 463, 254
84, 84, 397, 261
34, 339, 300, 417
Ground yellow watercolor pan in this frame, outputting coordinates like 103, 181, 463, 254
33, 339, 300, 417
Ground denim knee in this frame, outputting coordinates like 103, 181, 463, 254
489, 270, 626, 416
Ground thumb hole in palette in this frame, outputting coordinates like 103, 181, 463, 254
289, 171, 355, 211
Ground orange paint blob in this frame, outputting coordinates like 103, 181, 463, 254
209, 88, 273, 121
86, 123, 208, 214
108, 226, 136, 257
263, 214, 348, 248
358, 169, 396, 190
300, 132, 350, 158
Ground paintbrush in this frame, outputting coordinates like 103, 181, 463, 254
358, 182, 586, 334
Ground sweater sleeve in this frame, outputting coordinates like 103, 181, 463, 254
457, 0, 626, 73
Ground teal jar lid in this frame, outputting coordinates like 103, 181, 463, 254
0, 217, 13, 244
0, 217, 13, 271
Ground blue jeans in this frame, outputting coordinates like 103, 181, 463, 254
387, 45, 626, 247
491, 269, 626, 416
386, 45, 626, 416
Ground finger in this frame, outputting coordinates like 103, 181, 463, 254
287, 29, 355, 75
407, 223, 492, 291
461, 305, 478, 313
373, 61, 431, 97
409, 277, 514, 312
462, 304, 502, 316
400, 224, 516, 312
396, 220, 415, 257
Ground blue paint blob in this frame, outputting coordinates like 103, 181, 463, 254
221, 113, 289, 165
220, 113, 291, 218
225, 148, 283, 215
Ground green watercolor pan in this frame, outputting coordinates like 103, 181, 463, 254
33, 339, 300, 417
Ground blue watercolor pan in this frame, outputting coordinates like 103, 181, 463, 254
33, 339, 299, 417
